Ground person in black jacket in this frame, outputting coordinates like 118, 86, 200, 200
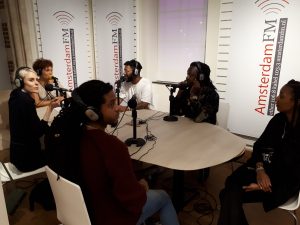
174, 61, 219, 124
217, 79, 300, 225
9, 67, 60, 172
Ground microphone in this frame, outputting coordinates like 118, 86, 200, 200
52, 76, 59, 87
45, 84, 72, 92
115, 75, 126, 85
51, 76, 58, 81
166, 81, 188, 90
128, 95, 137, 109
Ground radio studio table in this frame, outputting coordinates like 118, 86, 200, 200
109, 109, 246, 210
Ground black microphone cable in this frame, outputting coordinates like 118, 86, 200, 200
129, 121, 157, 160
137, 122, 157, 160
146, 111, 167, 121
110, 106, 128, 135
130, 120, 153, 157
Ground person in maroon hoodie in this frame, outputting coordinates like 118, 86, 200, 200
74, 80, 179, 225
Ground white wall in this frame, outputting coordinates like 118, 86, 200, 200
2, 0, 222, 112
137, 0, 167, 111
137, 0, 215, 112
205, 0, 220, 82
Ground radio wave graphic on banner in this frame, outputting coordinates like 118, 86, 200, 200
255, 0, 289, 15
106, 12, 123, 26
53, 11, 75, 26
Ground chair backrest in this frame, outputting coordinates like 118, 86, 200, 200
45, 166, 91, 225
279, 190, 300, 211
217, 101, 229, 130
0, 162, 45, 182
0, 175, 10, 225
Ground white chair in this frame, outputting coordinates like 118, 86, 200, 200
0, 162, 45, 182
45, 166, 91, 225
278, 190, 300, 225
0, 175, 10, 225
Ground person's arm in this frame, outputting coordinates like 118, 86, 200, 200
263, 135, 300, 211
31, 92, 53, 108
136, 101, 149, 110
175, 80, 188, 98
137, 79, 152, 109
31, 92, 63, 108
247, 115, 282, 167
188, 85, 219, 123
104, 137, 146, 214
22, 97, 50, 138
42, 100, 60, 122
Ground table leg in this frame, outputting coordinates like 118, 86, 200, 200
172, 170, 184, 212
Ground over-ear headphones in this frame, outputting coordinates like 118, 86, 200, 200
14, 66, 31, 88
71, 88, 100, 121
194, 62, 205, 81
133, 60, 139, 76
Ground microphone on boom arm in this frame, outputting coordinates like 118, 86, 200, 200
115, 75, 126, 86
45, 84, 72, 93
167, 81, 188, 90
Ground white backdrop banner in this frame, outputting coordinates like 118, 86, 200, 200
34, 0, 94, 89
93, 0, 136, 85
227, 0, 300, 137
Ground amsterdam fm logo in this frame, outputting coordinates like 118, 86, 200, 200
254, 1, 288, 116
255, 0, 289, 15
106, 11, 123, 26
106, 11, 123, 82
53, 11, 77, 89
53, 11, 74, 26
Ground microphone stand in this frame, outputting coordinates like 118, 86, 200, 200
115, 80, 121, 105
163, 86, 178, 122
53, 78, 59, 97
125, 98, 146, 147
59, 90, 68, 108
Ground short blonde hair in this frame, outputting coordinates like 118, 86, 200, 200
14, 67, 36, 80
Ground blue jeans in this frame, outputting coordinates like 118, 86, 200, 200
136, 189, 179, 225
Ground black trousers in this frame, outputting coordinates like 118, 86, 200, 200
217, 165, 265, 225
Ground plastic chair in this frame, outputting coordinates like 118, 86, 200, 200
45, 166, 91, 225
0, 162, 45, 182
0, 175, 10, 225
278, 190, 300, 225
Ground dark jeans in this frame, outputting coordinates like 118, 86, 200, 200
217, 165, 265, 225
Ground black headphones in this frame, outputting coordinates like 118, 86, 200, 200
71, 88, 100, 121
14, 66, 31, 88
133, 60, 140, 76
193, 61, 205, 81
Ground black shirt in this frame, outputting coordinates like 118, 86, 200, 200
9, 89, 49, 172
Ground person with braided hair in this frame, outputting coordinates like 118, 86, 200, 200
217, 79, 300, 225
174, 61, 219, 124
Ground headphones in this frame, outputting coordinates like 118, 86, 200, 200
71, 88, 100, 121
133, 60, 140, 76
194, 61, 205, 81
14, 66, 31, 88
